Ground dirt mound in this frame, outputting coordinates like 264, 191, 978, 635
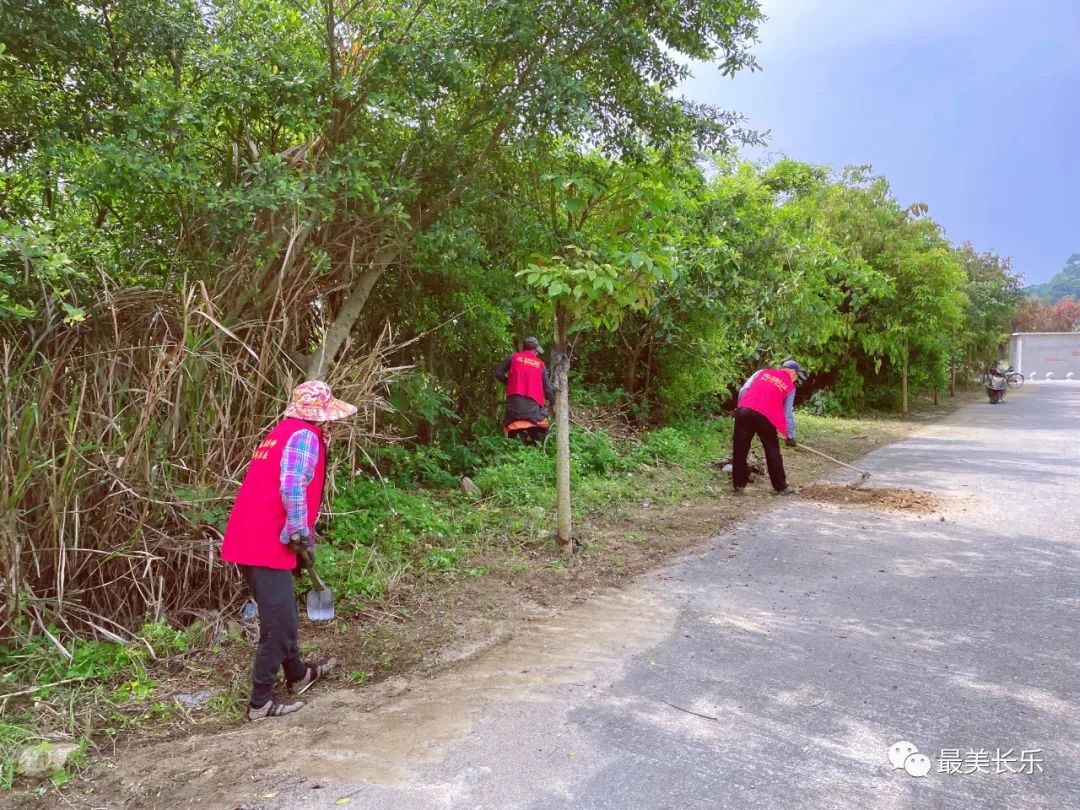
797, 484, 942, 512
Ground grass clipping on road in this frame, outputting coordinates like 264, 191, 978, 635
797, 484, 943, 512
0, 392, 971, 796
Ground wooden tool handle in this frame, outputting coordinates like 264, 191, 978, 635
797, 443, 869, 475
296, 548, 328, 591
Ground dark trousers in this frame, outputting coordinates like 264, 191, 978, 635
502, 394, 547, 426
241, 565, 307, 707
732, 406, 787, 492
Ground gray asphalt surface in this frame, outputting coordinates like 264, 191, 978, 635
261, 384, 1080, 810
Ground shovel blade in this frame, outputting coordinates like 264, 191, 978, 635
846, 472, 871, 490
306, 587, 335, 621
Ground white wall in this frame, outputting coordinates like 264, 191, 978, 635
1009, 333, 1080, 379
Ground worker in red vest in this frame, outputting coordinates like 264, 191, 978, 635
494, 336, 554, 430
731, 359, 807, 496
221, 380, 356, 721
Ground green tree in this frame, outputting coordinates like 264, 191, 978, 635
954, 243, 1025, 383
519, 156, 681, 549
631, 160, 888, 418
855, 213, 966, 414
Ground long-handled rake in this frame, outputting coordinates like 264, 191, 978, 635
796, 443, 871, 489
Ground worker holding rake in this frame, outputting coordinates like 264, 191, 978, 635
731, 359, 806, 497
220, 380, 356, 721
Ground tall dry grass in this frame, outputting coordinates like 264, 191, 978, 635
0, 282, 395, 646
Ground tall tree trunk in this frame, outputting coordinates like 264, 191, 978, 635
554, 303, 572, 553
901, 346, 909, 417
307, 246, 395, 378
624, 342, 642, 395
623, 327, 654, 396
641, 339, 655, 415
949, 361, 956, 397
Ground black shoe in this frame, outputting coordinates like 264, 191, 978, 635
774, 487, 796, 496
732, 487, 745, 496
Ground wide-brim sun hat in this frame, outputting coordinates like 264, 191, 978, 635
284, 380, 358, 422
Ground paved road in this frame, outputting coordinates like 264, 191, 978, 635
152, 385, 1080, 809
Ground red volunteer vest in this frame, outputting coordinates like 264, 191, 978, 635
738, 369, 795, 438
221, 419, 326, 569
505, 350, 547, 406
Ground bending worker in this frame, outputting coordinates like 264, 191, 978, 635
220, 380, 356, 720
494, 336, 554, 429
731, 359, 807, 496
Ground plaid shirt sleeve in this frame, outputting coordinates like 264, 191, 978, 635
279, 429, 320, 543
784, 388, 796, 440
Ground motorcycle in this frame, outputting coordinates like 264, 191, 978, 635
984, 368, 1007, 404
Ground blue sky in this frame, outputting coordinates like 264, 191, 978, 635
680, 0, 1080, 285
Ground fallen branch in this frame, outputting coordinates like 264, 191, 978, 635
661, 699, 718, 721
0, 676, 92, 701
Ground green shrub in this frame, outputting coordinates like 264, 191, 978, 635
385, 371, 460, 441
830, 361, 867, 410
136, 622, 189, 657
569, 428, 634, 477
472, 443, 555, 507
634, 426, 693, 464
801, 389, 843, 417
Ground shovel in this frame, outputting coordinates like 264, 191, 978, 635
296, 547, 335, 621
796, 442, 871, 489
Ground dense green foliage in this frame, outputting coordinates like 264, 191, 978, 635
3, 0, 1021, 416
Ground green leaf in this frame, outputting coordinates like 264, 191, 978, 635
51, 769, 71, 788
61, 302, 87, 324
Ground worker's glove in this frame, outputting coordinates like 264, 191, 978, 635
785, 437, 797, 448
